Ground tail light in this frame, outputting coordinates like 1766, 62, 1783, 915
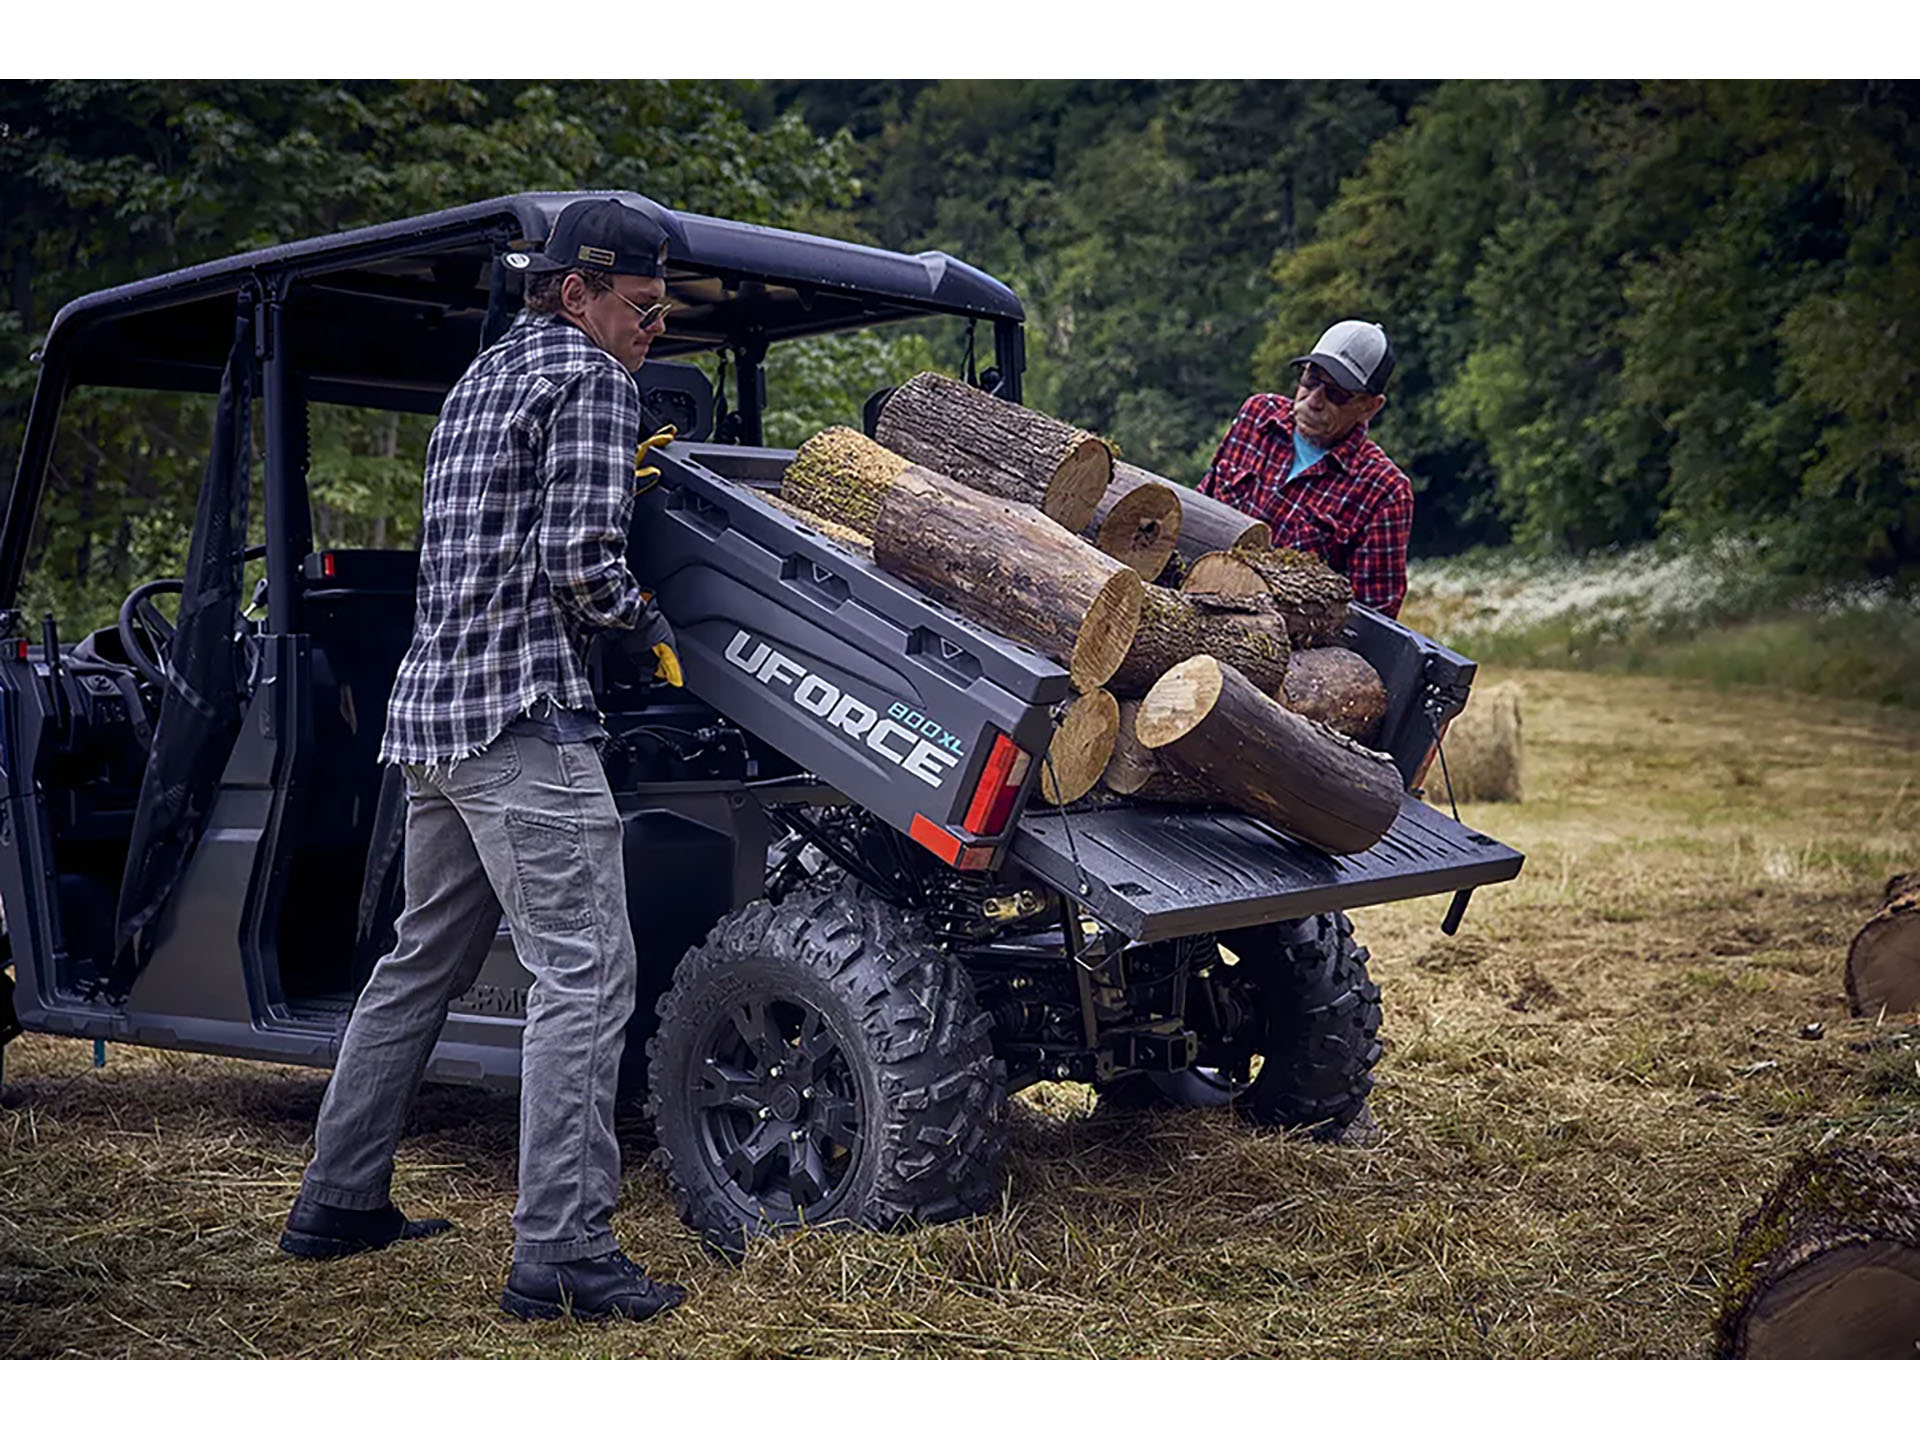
961, 731, 1031, 838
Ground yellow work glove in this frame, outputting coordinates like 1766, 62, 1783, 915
634, 424, 679, 493
635, 598, 684, 688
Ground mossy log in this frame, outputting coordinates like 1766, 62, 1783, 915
1103, 698, 1213, 805
1181, 548, 1352, 648
1107, 586, 1290, 698
870, 466, 1144, 691
1135, 655, 1402, 854
1714, 1146, 1920, 1359
1279, 645, 1388, 745
1845, 872, 1920, 1018
781, 426, 914, 536
759, 488, 875, 559
1037, 688, 1120, 807
876, 371, 1111, 531
1085, 470, 1183, 579
1148, 464, 1271, 561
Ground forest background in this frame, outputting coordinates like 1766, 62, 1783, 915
3, 79, 1916, 696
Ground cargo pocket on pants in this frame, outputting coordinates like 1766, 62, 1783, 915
505, 809, 594, 933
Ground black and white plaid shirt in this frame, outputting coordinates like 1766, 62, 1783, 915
380, 311, 646, 765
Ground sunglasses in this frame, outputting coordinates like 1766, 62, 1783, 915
615, 292, 673, 329
1297, 364, 1362, 406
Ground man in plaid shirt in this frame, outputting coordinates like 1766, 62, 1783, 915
1200, 319, 1414, 617
282, 198, 685, 1324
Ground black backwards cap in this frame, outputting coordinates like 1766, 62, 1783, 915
502, 197, 671, 278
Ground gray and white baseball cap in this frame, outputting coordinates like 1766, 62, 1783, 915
1292, 319, 1396, 395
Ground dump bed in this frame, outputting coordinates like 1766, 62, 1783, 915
629, 443, 1523, 941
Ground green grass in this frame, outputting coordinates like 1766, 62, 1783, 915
1402, 544, 1920, 709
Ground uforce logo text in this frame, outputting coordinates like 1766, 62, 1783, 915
725, 631, 963, 789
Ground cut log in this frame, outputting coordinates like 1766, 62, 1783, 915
1845, 872, 1920, 1018
781, 426, 912, 536
1103, 698, 1213, 805
870, 466, 1143, 691
1135, 655, 1402, 854
1279, 646, 1388, 745
1181, 548, 1352, 648
1037, 688, 1120, 806
1085, 472, 1182, 579
1108, 586, 1290, 698
1714, 1146, 1920, 1359
759, 489, 875, 559
1139, 463, 1272, 562
876, 371, 1111, 531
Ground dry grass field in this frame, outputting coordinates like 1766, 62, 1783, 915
3, 666, 1916, 1359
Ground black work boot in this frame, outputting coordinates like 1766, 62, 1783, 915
500, 1249, 686, 1322
278, 1196, 453, 1260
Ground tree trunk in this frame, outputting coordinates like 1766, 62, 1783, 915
871, 466, 1144, 691
1845, 872, 1920, 1018
1108, 586, 1290, 698
1103, 698, 1213, 805
1135, 655, 1401, 854
781, 426, 914, 536
1085, 470, 1182, 579
1279, 645, 1388, 745
876, 371, 1112, 531
1714, 1147, 1920, 1359
1146, 463, 1271, 561
1037, 688, 1120, 806
1181, 548, 1352, 648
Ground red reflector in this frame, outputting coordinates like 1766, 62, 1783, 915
956, 844, 997, 872
14, 640, 27, 661
321, 552, 337, 579
961, 732, 1031, 838
909, 813, 963, 866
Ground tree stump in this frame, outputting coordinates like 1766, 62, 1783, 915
871, 466, 1143, 691
1714, 1146, 1920, 1359
781, 426, 914, 536
876, 371, 1112, 532
1085, 470, 1183, 579
1107, 586, 1290, 698
1279, 645, 1388, 745
1135, 655, 1402, 854
1846, 873, 1920, 1018
1037, 688, 1120, 806
1103, 698, 1213, 805
1181, 548, 1351, 648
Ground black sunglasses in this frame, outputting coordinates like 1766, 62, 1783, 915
1297, 364, 1362, 406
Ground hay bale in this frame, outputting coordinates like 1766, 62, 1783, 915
1425, 682, 1522, 806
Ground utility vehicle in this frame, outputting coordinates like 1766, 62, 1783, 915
0, 192, 1523, 1240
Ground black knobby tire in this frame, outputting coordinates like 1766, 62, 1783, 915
645, 878, 1008, 1243
1097, 912, 1382, 1133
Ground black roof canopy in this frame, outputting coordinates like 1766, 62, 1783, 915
42, 191, 1025, 402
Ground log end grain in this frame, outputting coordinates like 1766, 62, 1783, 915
1134, 654, 1225, 748
1181, 551, 1266, 599
1093, 480, 1183, 579
1069, 568, 1147, 691
1845, 886, 1920, 1017
1047, 435, 1116, 535
1039, 688, 1121, 806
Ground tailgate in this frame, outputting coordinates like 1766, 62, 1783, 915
1013, 794, 1524, 941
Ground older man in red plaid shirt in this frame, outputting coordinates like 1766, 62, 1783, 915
1199, 320, 1414, 618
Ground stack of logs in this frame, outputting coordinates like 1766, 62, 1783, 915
776, 372, 1403, 855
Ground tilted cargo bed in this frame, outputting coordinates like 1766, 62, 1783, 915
629, 442, 1523, 940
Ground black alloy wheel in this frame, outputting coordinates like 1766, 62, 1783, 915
690, 994, 864, 1218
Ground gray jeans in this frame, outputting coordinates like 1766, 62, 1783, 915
298, 730, 637, 1264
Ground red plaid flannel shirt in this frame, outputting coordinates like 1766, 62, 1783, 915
1198, 393, 1414, 617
